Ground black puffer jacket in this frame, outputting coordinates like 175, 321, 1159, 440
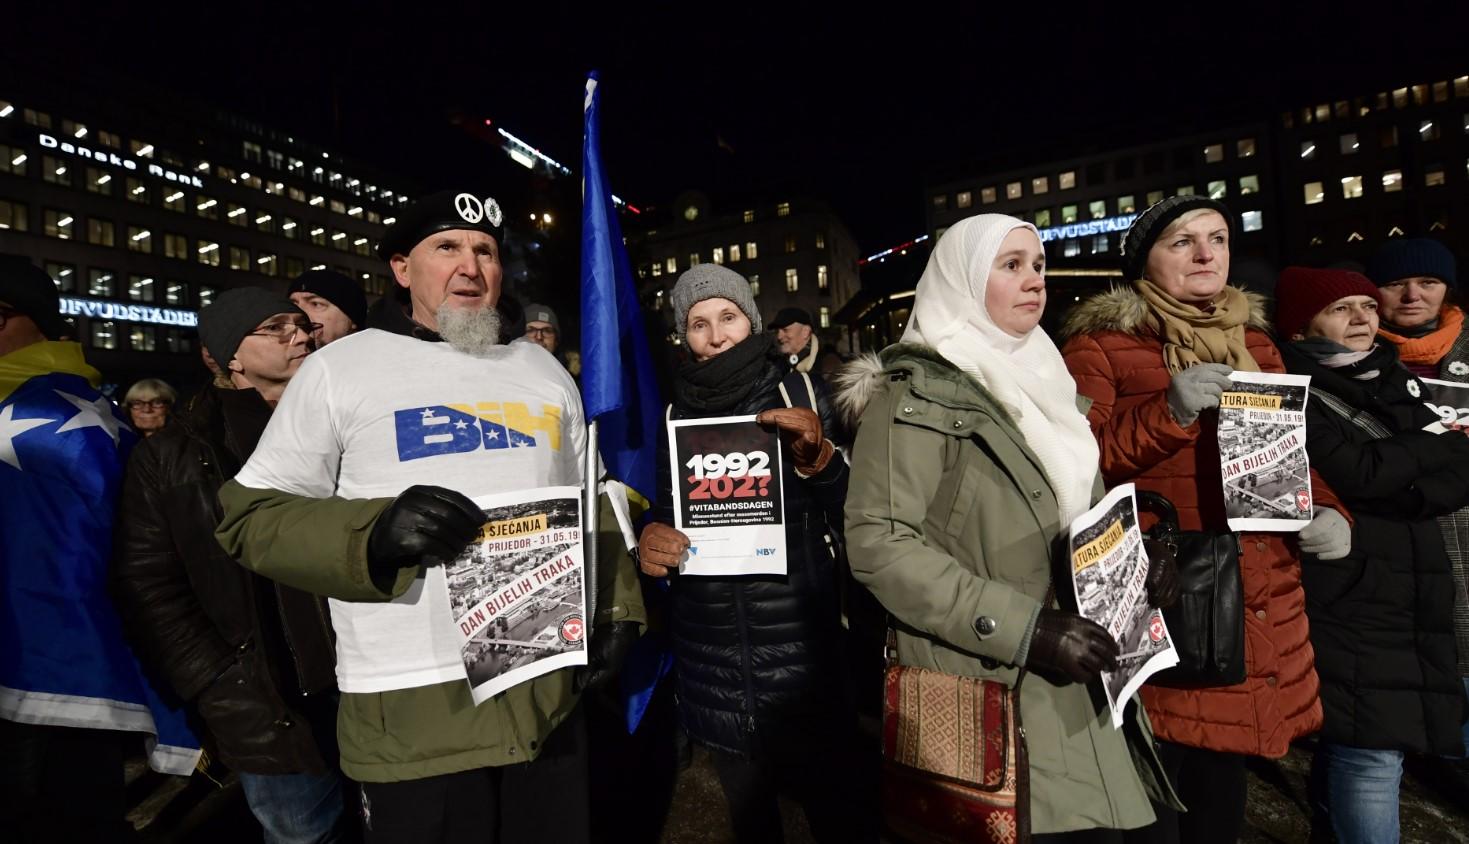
654, 361, 850, 758
112, 386, 338, 775
1280, 342, 1469, 755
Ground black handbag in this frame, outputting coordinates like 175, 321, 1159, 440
1137, 490, 1247, 688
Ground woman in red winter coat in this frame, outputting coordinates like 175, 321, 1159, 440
1059, 196, 1352, 844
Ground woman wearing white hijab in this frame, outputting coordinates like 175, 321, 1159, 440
839, 215, 1181, 842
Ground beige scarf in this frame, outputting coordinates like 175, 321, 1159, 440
1136, 280, 1261, 374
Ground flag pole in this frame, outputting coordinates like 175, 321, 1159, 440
583, 418, 599, 637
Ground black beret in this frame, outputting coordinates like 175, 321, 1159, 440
378, 189, 506, 259
0, 254, 67, 340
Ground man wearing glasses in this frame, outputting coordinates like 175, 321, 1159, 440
114, 287, 349, 842
521, 303, 560, 355
214, 191, 644, 843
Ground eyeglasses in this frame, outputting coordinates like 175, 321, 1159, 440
247, 320, 319, 343
525, 326, 557, 338
127, 399, 171, 410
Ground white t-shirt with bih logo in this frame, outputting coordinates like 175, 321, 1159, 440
234, 328, 585, 693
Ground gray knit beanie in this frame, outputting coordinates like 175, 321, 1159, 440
670, 264, 762, 336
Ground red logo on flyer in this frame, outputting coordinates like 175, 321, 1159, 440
1295, 488, 1311, 512
1148, 615, 1166, 643
559, 615, 585, 644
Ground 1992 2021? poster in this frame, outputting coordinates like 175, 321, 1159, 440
439, 486, 586, 705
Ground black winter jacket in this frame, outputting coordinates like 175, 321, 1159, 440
653, 362, 850, 758
112, 387, 338, 775
1280, 342, 1469, 754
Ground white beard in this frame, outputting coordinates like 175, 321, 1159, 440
436, 303, 502, 357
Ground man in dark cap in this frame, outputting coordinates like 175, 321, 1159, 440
1, 256, 201, 840
522, 302, 560, 355
289, 269, 368, 346
214, 191, 645, 843
770, 306, 815, 372
114, 288, 349, 842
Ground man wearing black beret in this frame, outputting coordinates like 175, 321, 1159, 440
214, 190, 645, 843
289, 269, 367, 346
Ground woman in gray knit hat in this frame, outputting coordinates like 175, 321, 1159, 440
637, 264, 874, 843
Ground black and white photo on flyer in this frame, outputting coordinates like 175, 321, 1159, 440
1217, 371, 1313, 532
440, 486, 586, 705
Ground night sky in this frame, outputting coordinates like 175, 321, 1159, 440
9, 1, 1468, 250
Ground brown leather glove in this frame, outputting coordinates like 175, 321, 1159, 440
1142, 537, 1181, 609
636, 521, 689, 577
1026, 608, 1119, 684
755, 407, 834, 476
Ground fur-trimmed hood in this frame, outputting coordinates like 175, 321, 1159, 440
1059, 284, 1272, 340
830, 342, 1008, 431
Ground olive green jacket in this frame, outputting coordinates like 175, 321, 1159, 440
839, 344, 1181, 834
215, 480, 645, 783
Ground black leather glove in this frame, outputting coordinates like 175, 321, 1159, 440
574, 620, 642, 693
366, 485, 484, 590
1143, 537, 1181, 609
1025, 608, 1119, 684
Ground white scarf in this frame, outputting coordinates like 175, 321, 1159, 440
901, 214, 1100, 526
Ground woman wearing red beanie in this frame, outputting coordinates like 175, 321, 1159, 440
1275, 266, 1469, 844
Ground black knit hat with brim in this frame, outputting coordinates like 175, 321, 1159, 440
1120, 195, 1233, 282
198, 287, 304, 363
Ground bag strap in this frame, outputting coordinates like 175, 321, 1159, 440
1310, 386, 1392, 440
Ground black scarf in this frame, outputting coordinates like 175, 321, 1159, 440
674, 333, 777, 414
1381, 316, 1440, 339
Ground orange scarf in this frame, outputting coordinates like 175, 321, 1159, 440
1378, 305, 1464, 365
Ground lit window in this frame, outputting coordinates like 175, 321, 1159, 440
0, 199, 27, 231
1420, 119, 1440, 141
353, 235, 372, 256
330, 199, 346, 215
1304, 181, 1325, 204
126, 178, 148, 204
258, 253, 278, 277
651, 263, 662, 277
1062, 239, 1081, 258
689, 253, 699, 267
331, 230, 349, 252
129, 326, 156, 352
85, 167, 113, 196
712, 247, 724, 265
1412, 84, 1428, 105
195, 196, 218, 220
1335, 133, 1359, 155
42, 211, 73, 240
87, 218, 115, 247
198, 286, 215, 307
229, 246, 251, 271
1058, 171, 1076, 190
784, 235, 796, 253
1091, 235, 1109, 254
1117, 195, 1136, 214
819, 306, 830, 329
785, 268, 798, 292
1207, 180, 1227, 200
1006, 181, 1022, 200
284, 258, 305, 278
1237, 138, 1256, 158
932, 194, 947, 211
817, 265, 829, 290
164, 233, 188, 260
980, 187, 996, 204
1032, 176, 1049, 195
226, 203, 247, 226
256, 213, 275, 234
743, 209, 754, 223
46, 262, 76, 292
749, 276, 760, 297
1299, 141, 1317, 161
1145, 190, 1164, 206
1315, 103, 1331, 121
197, 241, 221, 267
956, 191, 972, 208
666, 257, 677, 274
309, 194, 324, 207
88, 269, 115, 297
1456, 76, 1469, 97
309, 226, 326, 247
289, 186, 306, 203
129, 139, 154, 158
42, 155, 71, 186
1393, 87, 1409, 108
1035, 209, 1052, 227
165, 282, 186, 305
1425, 166, 1446, 187
1204, 144, 1223, 163
1340, 175, 1364, 199
730, 244, 741, 262
1241, 210, 1263, 233
242, 141, 262, 162
163, 190, 186, 213
1239, 175, 1260, 195
127, 275, 155, 302
22, 108, 51, 128
348, 205, 363, 219
746, 241, 758, 260
0, 144, 28, 176
776, 202, 790, 217
1176, 185, 1196, 197
127, 226, 151, 253
1061, 204, 1078, 223
91, 321, 117, 350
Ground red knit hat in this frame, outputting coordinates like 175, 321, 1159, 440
1274, 266, 1383, 340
